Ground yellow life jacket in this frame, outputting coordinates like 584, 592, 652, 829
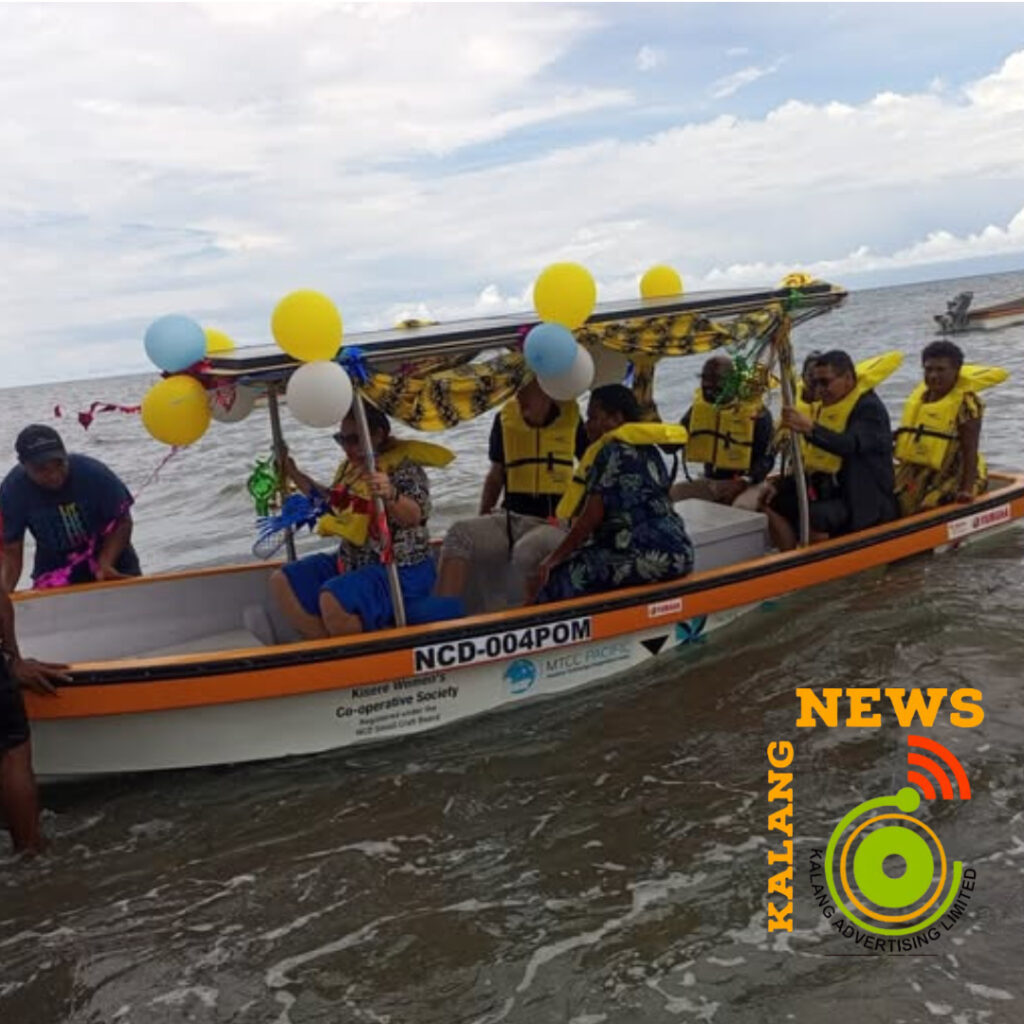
802, 351, 904, 475
686, 390, 764, 473
500, 400, 580, 497
316, 439, 454, 546
894, 365, 1008, 470
556, 422, 690, 520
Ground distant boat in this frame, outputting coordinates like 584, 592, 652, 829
934, 290, 1024, 334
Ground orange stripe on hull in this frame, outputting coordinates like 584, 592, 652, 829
24, 478, 1024, 722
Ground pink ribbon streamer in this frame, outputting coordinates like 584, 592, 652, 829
54, 401, 142, 431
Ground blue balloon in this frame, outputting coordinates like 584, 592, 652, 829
523, 322, 578, 377
144, 315, 207, 373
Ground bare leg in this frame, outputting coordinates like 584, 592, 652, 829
1, 741, 44, 855
319, 592, 364, 636
670, 479, 716, 502
434, 554, 469, 599
269, 569, 327, 640
765, 507, 798, 552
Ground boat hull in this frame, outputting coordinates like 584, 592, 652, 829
30, 608, 748, 778
21, 477, 1024, 779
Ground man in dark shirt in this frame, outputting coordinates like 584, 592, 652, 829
436, 379, 588, 611
767, 349, 897, 550
1, 425, 142, 591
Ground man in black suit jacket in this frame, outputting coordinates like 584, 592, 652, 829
767, 349, 897, 550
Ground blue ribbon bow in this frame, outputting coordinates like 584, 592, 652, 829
338, 346, 371, 385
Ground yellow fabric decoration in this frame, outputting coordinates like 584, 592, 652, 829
360, 352, 529, 431
576, 306, 782, 358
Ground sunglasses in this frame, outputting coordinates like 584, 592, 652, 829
333, 432, 361, 447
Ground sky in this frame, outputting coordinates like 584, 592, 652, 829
2, 2, 1024, 385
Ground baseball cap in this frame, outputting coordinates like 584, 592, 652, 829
15, 424, 67, 465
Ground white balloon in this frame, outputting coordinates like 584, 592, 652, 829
537, 345, 595, 401
208, 382, 257, 424
286, 361, 353, 428
588, 343, 631, 387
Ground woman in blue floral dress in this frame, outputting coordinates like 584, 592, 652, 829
532, 385, 693, 603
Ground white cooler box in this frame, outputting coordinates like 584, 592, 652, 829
674, 498, 769, 573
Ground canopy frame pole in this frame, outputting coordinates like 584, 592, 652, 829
774, 316, 811, 548
351, 392, 407, 628
266, 384, 298, 562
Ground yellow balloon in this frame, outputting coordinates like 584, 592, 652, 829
271, 290, 343, 362
204, 327, 236, 354
640, 265, 684, 299
141, 375, 211, 447
781, 271, 816, 289
533, 263, 597, 330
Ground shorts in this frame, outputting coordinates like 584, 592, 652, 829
0, 668, 30, 755
771, 476, 850, 536
281, 553, 437, 631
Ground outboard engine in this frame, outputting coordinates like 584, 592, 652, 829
935, 291, 973, 333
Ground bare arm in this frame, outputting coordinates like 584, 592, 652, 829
0, 588, 22, 659
479, 463, 505, 515
0, 589, 68, 693
367, 471, 424, 528
1, 540, 24, 594
527, 494, 605, 603
546, 494, 605, 563
95, 514, 133, 581
283, 451, 329, 499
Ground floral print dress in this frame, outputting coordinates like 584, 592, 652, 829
539, 441, 693, 602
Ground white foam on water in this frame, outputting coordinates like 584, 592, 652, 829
295, 840, 401, 861
965, 983, 1013, 1000
440, 898, 528, 914
699, 835, 765, 863
471, 995, 515, 1024
0, 924, 75, 950
705, 956, 746, 967
925, 1003, 954, 1017
170, 873, 256, 919
53, 813, 105, 838
264, 914, 394, 989
259, 898, 350, 943
272, 990, 296, 1024
513, 872, 707, 996
642, 774, 686, 787
646, 976, 720, 1020
528, 812, 554, 839
567, 1015, 607, 1024
151, 985, 219, 1009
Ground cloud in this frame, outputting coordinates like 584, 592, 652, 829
636, 45, 663, 72
695, 205, 1024, 291
709, 59, 784, 100
1, 8, 1024, 385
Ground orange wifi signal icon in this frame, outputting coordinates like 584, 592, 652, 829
906, 736, 972, 801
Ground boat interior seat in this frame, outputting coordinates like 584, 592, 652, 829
454, 499, 769, 617
136, 626, 265, 659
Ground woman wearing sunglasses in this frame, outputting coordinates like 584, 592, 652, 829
269, 404, 453, 638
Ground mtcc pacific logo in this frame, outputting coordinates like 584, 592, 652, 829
825, 735, 973, 938
503, 658, 537, 695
